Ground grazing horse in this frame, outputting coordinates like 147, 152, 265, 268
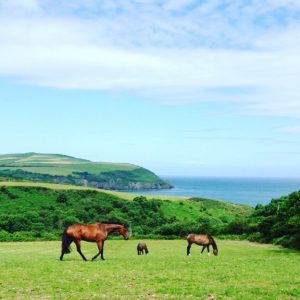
137, 242, 149, 255
60, 222, 129, 261
187, 234, 218, 256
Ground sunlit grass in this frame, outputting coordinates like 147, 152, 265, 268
0, 240, 299, 299
0, 181, 187, 201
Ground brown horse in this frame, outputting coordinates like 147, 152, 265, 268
137, 242, 149, 255
60, 222, 129, 261
187, 234, 218, 256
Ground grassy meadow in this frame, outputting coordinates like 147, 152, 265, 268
0, 239, 299, 300
0, 181, 186, 201
0, 153, 150, 179
0, 153, 174, 190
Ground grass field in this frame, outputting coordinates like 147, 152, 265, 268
0, 153, 171, 189
0, 153, 142, 176
0, 181, 188, 201
0, 240, 299, 299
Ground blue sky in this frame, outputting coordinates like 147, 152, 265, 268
1, 0, 300, 177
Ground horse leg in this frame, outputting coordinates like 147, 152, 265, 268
60, 239, 72, 261
201, 246, 205, 254
207, 245, 210, 256
92, 241, 104, 261
187, 243, 192, 256
60, 251, 66, 261
60, 230, 73, 261
100, 241, 105, 260
74, 240, 87, 261
91, 251, 101, 261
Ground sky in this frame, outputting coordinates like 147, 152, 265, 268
1, 0, 300, 177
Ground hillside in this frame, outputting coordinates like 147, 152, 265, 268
0, 153, 172, 190
0, 182, 252, 241
240, 190, 300, 249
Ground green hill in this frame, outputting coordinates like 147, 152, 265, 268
240, 190, 300, 249
0, 182, 252, 241
0, 153, 172, 190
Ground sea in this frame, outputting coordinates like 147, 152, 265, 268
129, 177, 300, 207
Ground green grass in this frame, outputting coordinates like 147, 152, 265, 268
0, 181, 186, 200
0, 153, 140, 176
0, 163, 138, 176
0, 240, 299, 299
0, 153, 169, 188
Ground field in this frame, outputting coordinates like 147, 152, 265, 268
0, 153, 172, 190
0, 240, 299, 299
0, 181, 187, 201
0, 153, 144, 177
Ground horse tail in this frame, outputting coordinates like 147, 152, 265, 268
186, 233, 194, 242
61, 228, 72, 254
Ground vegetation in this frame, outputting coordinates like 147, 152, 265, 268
0, 153, 172, 190
0, 240, 299, 299
0, 184, 251, 241
225, 190, 300, 249
1, 179, 299, 251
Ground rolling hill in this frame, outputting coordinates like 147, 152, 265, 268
0, 153, 172, 190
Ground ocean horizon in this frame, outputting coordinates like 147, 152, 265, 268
129, 176, 300, 207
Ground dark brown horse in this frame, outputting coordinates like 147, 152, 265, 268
60, 222, 129, 261
187, 234, 218, 256
137, 242, 149, 255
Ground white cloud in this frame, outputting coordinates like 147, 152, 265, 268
0, 0, 40, 14
278, 125, 300, 134
0, 0, 300, 117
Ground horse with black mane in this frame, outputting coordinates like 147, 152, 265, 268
187, 234, 218, 256
60, 222, 129, 261
137, 242, 149, 255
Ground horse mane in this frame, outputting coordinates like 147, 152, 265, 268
100, 221, 123, 225
99, 221, 129, 228
208, 235, 218, 250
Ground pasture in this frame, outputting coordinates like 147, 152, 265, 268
0, 240, 299, 299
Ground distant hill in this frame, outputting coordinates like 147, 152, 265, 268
0, 153, 172, 190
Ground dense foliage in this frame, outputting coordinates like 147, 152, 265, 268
225, 190, 300, 249
0, 186, 250, 241
2, 184, 298, 249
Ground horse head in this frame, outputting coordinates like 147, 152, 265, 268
118, 225, 129, 240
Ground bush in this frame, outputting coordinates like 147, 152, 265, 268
56, 193, 68, 203
0, 230, 10, 241
247, 232, 263, 242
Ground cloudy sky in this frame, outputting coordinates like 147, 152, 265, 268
1, 0, 300, 177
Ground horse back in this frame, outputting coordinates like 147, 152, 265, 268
66, 223, 105, 241
137, 242, 146, 250
187, 234, 209, 245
